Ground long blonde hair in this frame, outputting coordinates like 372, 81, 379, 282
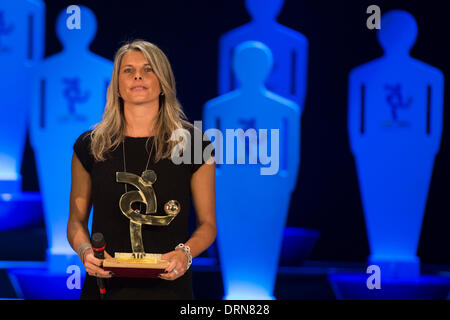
90, 40, 191, 162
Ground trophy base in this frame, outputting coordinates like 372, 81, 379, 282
103, 252, 169, 279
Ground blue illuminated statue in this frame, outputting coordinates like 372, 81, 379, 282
219, 0, 308, 110
29, 6, 112, 271
204, 41, 300, 299
0, 0, 45, 192
348, 10, 444, 278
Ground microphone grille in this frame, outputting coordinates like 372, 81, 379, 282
91, 232, 105, 248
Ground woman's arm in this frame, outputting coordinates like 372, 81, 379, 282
67, 153, 111, 278
186, 159, 217, 257
160, 159, 217, 280
67, 153, 92, 253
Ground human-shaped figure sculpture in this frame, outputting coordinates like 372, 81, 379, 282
348, 10, 444, 278
219, 0, 308, 110
204, 41, 300, 299
29, 6, 113, 271
0, 0, 45, 193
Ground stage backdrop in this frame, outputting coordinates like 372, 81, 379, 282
13, 0, 450, 266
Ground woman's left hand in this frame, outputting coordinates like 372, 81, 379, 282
159, 249, 188, 280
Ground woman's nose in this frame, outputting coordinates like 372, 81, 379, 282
134, 71, 143, 80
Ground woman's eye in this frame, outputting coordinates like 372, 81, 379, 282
145, 67, 153, 72
124, 68, 133, 73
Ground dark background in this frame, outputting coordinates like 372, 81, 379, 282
21, 0, 450, 264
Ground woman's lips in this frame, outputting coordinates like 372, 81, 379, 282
131, 86, 147, 91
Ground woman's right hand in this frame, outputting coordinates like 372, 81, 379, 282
83, 249, 113, 278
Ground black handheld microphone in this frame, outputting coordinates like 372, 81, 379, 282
91, 232, 106, 299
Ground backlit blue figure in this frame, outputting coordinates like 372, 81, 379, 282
204, 41, 300, 299
29, 6, 112, 271
348, 10, 444, 278
219, 0, 308, 110
0, 0, 45, 192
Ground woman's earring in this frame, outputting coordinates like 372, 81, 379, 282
160, 92, 165, 96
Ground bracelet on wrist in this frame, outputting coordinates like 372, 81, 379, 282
175, 243, 192, 270
77, 242, 92, 265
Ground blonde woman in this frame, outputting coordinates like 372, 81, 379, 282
67, 40, 216, 300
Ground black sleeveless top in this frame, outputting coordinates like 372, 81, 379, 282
73, 126, 213, 300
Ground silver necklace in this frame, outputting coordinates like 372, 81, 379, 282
122, 137, 154, 213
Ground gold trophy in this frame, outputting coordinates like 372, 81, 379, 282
103, 170, 180, 278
